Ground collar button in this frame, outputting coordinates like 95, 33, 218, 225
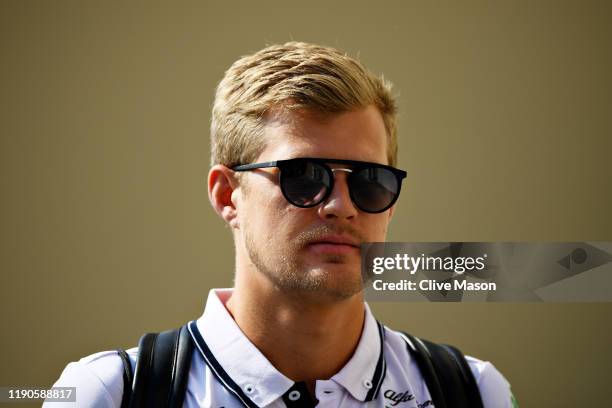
244, 384, 255, 394
288, 390, 301, 401
363, 379, 373, 389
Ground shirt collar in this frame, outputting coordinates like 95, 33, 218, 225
330, 302, 387, 401
188, 288, 387, 406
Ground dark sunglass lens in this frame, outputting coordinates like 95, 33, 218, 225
281, 161, 331, 207
350, 167, 399, 212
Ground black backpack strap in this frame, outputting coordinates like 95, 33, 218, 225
401, 332, 448, 408
125, 324, 195, 408
117, 349, 134, 408
401, 332, 484, 408
439, 344, 484, 408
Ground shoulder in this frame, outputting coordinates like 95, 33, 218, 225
464, 355, 515, 408
43, 348, 138, 408
382, 326, 515, 408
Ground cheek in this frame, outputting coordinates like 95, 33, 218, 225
240, 176, 283, 219
262, 204, 319, 248
268, 203, 309, 236
364, 214, 391, 240
241, 190, 293, 238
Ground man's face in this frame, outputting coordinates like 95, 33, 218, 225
235, 105, 394, 302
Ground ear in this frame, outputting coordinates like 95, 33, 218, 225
208, 165, 241, 228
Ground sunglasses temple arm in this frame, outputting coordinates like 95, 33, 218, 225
232, 161, 279, 171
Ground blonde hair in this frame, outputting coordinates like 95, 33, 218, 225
211, 42, 398, 167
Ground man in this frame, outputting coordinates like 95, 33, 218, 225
48, 42, 515, 407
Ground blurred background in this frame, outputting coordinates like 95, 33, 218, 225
1, 1, 611, 406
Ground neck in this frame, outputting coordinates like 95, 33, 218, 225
225, 267, 365, 392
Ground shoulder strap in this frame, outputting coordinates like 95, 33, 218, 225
401, 332, 483, 408
118, 324, 194, 408
116, 348, 133, 408
401, 332, 448, 408
439, 344, 484, 408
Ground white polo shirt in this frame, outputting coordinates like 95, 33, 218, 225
47, 289, 515, 408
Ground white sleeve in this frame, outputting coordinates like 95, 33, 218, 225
43, 349, 137, 408
466, 356, 517, 408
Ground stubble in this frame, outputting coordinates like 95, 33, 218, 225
245, 224, 366, 300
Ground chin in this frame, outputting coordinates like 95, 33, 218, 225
302, 267, 364, 297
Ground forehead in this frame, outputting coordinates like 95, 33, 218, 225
257, 105, 389, 164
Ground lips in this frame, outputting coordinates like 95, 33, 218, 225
309, 235, 359, 247
306, 235, 361, 255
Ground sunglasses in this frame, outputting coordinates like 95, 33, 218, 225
232, 158, 407, 213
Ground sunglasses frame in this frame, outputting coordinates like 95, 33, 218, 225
232, 158, 407, 213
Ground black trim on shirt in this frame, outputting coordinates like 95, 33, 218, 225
364, 321, 387, 401
187, 320, 259, 408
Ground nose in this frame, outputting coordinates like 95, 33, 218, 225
318, 169, 358, 220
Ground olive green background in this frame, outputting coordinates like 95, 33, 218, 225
1, 1, 611, 406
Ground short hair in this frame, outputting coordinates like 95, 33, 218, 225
210, 41, 398, 168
